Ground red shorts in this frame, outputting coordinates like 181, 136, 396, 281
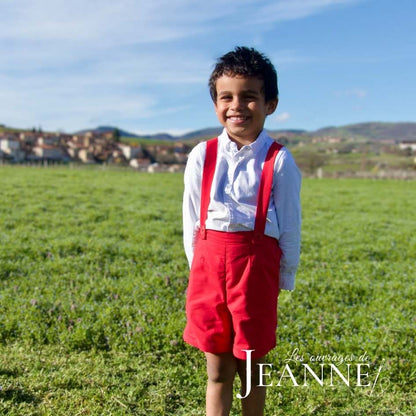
183, 230, 281, 360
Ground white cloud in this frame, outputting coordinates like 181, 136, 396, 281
274, 112, 291, 123
253, 0, 363, 23
334, 88, 368, 98
0, 0, 362, 84
0, 1, 199, 43
0, 0, 366, 132
0, 0, 365, 44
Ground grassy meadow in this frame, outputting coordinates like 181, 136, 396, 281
0, 165, 415, 415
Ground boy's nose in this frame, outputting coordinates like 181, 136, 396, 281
231, 97, 244, 110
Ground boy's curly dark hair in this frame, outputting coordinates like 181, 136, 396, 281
208, 46, 278, 103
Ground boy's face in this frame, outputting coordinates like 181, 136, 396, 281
214, 75, 278, 145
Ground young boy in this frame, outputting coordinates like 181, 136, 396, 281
183, 46, 301, 415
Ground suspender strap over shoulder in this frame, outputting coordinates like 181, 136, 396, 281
199, 138, 218, 239
253, 141, 283, 241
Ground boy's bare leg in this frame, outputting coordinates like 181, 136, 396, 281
205, 352, 237, 416
237, 356, 267, 416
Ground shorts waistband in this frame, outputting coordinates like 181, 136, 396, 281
202, 229, 278, 245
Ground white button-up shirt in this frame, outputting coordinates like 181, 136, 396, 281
183, 129, 301, 290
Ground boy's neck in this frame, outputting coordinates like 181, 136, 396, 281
227, 132, 260, 150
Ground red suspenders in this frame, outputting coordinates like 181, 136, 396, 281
199, 137, 283, 240
199, 138, 218, 239
253, 141, 283, 241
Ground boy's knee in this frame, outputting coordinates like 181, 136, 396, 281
206, 352, 237, 383
207, 369, 234, 384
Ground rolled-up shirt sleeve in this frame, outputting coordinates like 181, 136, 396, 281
273, 149, 302, 291
183, 142, 205, 267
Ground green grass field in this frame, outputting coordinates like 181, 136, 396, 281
0, 166, 415, 415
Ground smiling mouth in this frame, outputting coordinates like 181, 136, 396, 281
227, 116, 249, 123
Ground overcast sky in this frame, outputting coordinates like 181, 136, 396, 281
1, 0, 415, 135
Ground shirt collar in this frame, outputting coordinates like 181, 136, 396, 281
218, 129, 270, 156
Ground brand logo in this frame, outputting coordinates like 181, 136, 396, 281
237, 348, 384, 399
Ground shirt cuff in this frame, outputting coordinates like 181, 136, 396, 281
279, 271, 296, 291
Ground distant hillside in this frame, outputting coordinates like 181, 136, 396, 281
312, 122, 416, 141
3, 121, 416, 142
179, 128, 223, 140
138, 132, 175, 140
271, 129, 307, 135
178, 123, 416, 142
75, 126, 141, 138
0, 124, 31, 133
75, 126, 178, 141
74, 125, 309, 141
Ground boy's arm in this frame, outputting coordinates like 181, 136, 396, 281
273, 148, 302, 291
183, 143, 205, 267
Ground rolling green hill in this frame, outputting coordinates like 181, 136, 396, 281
312, 122, 416, 141
2, 121, 416, 142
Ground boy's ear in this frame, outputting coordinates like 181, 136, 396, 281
266, 98, 278, 115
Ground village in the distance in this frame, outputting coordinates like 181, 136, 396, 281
0, 126, 191, 172
1, 122, 416, 177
